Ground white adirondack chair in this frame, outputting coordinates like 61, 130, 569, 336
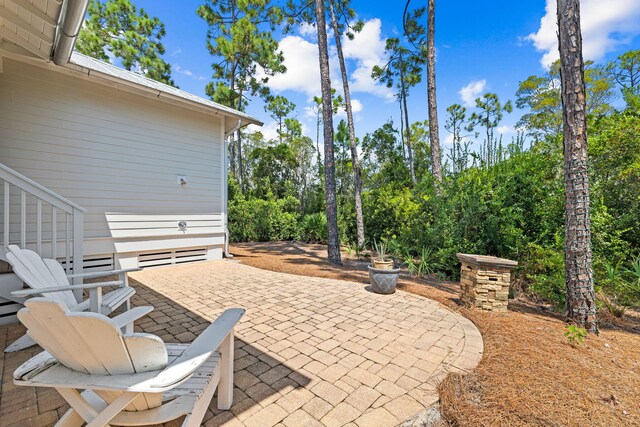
14, 298, 245, 427
5, 245, 148, 352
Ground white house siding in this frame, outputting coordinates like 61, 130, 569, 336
0, 58, 226, 266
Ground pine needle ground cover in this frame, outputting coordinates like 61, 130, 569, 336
232, 242, 640, 427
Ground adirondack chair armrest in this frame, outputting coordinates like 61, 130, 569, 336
14, 351, 57, 381
67, 268, 142, 280
112, 306, 154, 329
150, 308, 245, 389
11, 281, 124, 298
14, 361, 166, 392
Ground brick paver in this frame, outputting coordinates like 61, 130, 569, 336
0, 260, 483, 426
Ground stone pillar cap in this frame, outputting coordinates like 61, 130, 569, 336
456, 253, 518, 269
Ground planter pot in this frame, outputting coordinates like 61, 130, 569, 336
368, 265, 401, 294
372, 259, 394, 270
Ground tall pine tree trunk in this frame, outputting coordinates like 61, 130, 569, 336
557, 0, 598, 333
402, 90, 415, 183
229, 72, 237, 181
236, 89, 244, 190
426, 0, 443, 184
229, 136, 237, 179
316, 111, 322, 159
329, 1, 365, 247
236, 129, 244, 189
399, 99, 406, 159
399, 52, 415, 183
402, 91, 415, 183
485, 111, 491, 167
315, 0, 341, 265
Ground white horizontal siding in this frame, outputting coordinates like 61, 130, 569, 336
0, 58, 225, 246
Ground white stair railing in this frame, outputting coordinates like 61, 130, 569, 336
0, 163, 86, 296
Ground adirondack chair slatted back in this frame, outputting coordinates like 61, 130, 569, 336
7, 245, 77, 307
18, 299, 168, 410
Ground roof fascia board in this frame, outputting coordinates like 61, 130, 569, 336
0, 52, 262, 127
63, 61, 263, 127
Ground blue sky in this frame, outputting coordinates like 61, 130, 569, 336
134, 0, 640, 146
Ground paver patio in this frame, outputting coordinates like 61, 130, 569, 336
0, 260, 483, 427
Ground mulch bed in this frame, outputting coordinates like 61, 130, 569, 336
231, 241, 640, 427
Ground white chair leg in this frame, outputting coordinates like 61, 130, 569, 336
217, 332, 235, 410
183, 368, 221, 427
57, 388, 138, 427
123, 322, 134, 334
55, 409, 84, 427
88, 288, 103, 314
56, 388, 100, 424
85, 392, 139, 427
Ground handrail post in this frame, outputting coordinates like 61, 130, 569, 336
72, 207, 84, 302
3, 181, 9, 253
20, 190, 26, 248
36, 199, 42, 254
223, 211, 230, 257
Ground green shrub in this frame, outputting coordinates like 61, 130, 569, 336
362, 185, 420, 244
297, 213, 327, 243
229, 195, 299, 242
519, 242, 566, 307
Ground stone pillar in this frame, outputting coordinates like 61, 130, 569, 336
457, 253, 518, 312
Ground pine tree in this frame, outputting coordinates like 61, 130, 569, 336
516, 60, 616, 140
372, 38, 424, 183
403, 0, 443, 184
444, 104, 469, 173
328, 0, 365, 247
315, 0, 342, 265
77, 0, 174, 85
197, 0, 285, 188
425, 0, 442, 184
265, 95, 296, 144
466, 93, 512, 168
607, 50, 640, 109
557, 0, 598, 333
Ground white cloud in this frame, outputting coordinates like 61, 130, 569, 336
257, 35, 339, 97
174, 65, 206, 81
246, 121, 279, 141
444, 134, 454, 145
247, 120, 313, 142
458, 79, 486, 107
341, 19, 394, 101
170, 47, 182, 57
350, 98, 363, 113
258, 19, 393, 102
246, 123, 262, 134
261, 121, 281, 142
304, 105, 319, 119
175, 65, 193, 77
497, 125, 513, 134
299, 22, 316, 37
527, 0, 640, 67
335, 98, 364, 118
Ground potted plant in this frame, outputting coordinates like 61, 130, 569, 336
372, 239, 394, 269
368, 239, 401, 294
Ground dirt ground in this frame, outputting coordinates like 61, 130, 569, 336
231, 241, 640, 427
